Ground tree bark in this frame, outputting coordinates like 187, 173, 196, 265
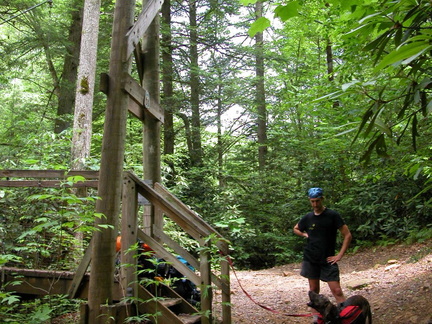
162, 0, 174, 157
189, 0, 203, 167
326, 38, 339, 108
55, 5, 83, 134
255, 1, 267, 170
71, 0, 101, 169
70, 0, 101, 262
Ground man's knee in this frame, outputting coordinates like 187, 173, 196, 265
331, 286, 343, 297
328, 282, 345, 302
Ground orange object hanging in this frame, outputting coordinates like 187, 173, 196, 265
116, 236, 122, 252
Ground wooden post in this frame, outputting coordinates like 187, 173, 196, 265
120, 174, 139, 299
142, 0, 162, 238
142, 180, 153, 236
200, 240, 212, 324
220, 241, 231, 324
87, 0, 135, 322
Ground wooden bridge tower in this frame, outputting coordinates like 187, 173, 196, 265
82, 0, 232, 322
0, 0, 231, 322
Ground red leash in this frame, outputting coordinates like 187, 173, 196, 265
223, 252, 314, 318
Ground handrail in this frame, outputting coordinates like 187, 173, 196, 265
0, 170, 99, 188
125, 171, 231, 323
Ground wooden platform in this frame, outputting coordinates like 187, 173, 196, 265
0, 267, 122, 300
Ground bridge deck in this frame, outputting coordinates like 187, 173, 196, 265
0, 267, 122, 300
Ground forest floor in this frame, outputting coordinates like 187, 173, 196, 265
226, 239, 432, 324
53, 240, 432, 323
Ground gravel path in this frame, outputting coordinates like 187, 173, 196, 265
225, 241, 432, 324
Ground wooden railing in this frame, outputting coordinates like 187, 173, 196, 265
0, 170, 232, 323
123, 172, 231, 324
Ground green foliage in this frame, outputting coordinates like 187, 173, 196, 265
0, 294, 80, 324
335, 172, 432, 243
248, 17, 270, 37
2, 177, 100, 270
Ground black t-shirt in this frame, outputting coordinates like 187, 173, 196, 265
297, 208, 345, 264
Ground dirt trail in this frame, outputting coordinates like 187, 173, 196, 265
227, 240, 432, 324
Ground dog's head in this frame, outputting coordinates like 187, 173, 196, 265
307, 291, 339, 321
307, 291, 332, 313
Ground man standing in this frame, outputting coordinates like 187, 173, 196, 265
293, 187, 352, 304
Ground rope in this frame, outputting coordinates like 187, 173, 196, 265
222, 252, 315, 318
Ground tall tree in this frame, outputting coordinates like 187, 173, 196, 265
188, 0, 203, 167
161, 0, 175, 159
254, 0, 267, 170
71, 0, 101, 171
55, 3, 83, 134
70, 0, 101, 257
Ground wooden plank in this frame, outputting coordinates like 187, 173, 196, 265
220, 240, 231, 324
153, 226, 200, 270
137, 229, 201, 287
68, 239, 93, 298
0, 170, 99, 179
0, 266, 123, 301
200, 240, 212, 324
154, 182, 229, 254
128, 174, 206, 240
127, 95, 145, 121
153, 218, 230, 296
120, 174, 138, 298
122, 73, 164, 122
137, 285, 184, 324
0, 180, 99, 188
1, 267, 86, 298
124, 0, 164, 59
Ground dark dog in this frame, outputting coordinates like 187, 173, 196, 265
307, 291, 372, 324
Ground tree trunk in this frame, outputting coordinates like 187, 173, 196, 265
255, 1, 267, 170
70, 0, 101, 260
162, 0, 174, 157
88, 0, 135, 321
326, 38, 339, 108
71, 0, 100, 170
189, 0, 203, 167
161, 0, 176, 184
55, 4, 83, 134
216, 80, 225, 187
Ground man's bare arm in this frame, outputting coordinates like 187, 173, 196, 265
293, 223, 308, 238
327, 225, 352, 264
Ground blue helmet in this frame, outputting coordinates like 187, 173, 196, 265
308, 187, 323, 198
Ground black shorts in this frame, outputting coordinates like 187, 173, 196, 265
300, 260, 340, 282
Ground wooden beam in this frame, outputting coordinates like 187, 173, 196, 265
120, 174, 139, 299
124, 0, 164, 60
68, 239, 93, 298
137, 229, 201, 287
122, 73, 164, 122
0, 170, 99, 179
153, 226, 230, 296
154, 182, 228, 254
153, 226, 200, 270
0, 267, 123, 301
0, 180, 98, 188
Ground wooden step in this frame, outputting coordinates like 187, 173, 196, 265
178, 314, 201, 324
160, 297, 183, 308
